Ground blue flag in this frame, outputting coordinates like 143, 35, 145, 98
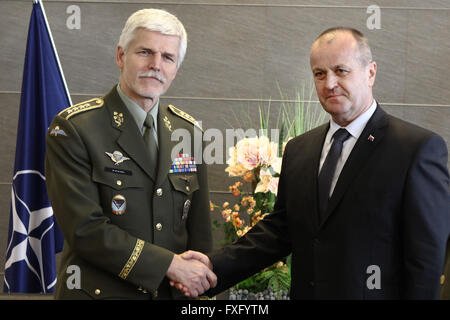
4, 0, 70, 293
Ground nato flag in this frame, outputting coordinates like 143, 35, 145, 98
4, 0, 70, 293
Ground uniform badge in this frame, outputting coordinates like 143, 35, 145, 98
105, 150, 130, 165
169, 154, 197, 173
114, 112, 124, 127
163, 116, 172, 132
112, 194, 126, 215
182, 199, 191, 220
50, 126, 68, 137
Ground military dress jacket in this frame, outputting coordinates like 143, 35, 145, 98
45, 86, 212, 299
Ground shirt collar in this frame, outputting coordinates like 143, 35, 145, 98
328, 99, 377, 141
116, 83, 159, 134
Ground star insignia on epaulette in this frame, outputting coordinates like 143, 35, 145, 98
168, 105, 203, 131
58, 98, 104, 120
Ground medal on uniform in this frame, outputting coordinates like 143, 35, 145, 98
182, 199, 191, 220
105, 150, 130, 165
169, 153, 197, 173
112, 194, 126, 215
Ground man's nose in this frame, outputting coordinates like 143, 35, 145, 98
149, 53, 161, 71
325, 74, 338, 90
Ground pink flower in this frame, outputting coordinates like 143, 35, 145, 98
255, 168, 279, 195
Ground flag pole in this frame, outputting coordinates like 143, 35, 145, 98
37, 0, 72, 105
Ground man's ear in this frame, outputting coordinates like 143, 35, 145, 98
368, 61, 377, 88
116, 46, 125, 69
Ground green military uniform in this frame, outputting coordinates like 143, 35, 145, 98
45, 86, 212, 299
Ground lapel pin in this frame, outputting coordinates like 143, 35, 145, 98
368, 134, 375, 142
105, 150, 130, 165
112, 194, 126, 215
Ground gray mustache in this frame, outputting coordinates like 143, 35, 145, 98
139, 71, 166, 84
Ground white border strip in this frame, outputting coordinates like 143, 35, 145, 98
37, 0, 72, 105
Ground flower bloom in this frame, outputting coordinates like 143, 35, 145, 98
243, 171, 254, 183
222, 209, 232, 219
255, 168, 279, 195
225, 136, 281, 176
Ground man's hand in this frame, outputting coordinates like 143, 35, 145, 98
166, 251, 216, 297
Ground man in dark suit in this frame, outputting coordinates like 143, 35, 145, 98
176, 27, 449, 299
45, 8, 216, 299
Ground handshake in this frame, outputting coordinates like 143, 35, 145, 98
166, 250, 217, 298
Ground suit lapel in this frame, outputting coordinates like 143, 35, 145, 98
302, 124, 329, 230
104, 87, 157, 181
156, 105, 178, 186
319, 105, 388, 227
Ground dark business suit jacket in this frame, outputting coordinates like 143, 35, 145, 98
45, 87, 212, 299
209, 106, 449, 299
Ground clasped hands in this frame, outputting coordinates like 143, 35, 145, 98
166, 250, 216, 297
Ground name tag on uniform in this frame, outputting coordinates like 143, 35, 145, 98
105, 167, 132, 176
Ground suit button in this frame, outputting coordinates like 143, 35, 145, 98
156, 188, 163, 196
309, 281, 315, 287
441, 274, 446, 285
313, 238, 320, 244
156, 223, 162, 231
94, 289, 101, 295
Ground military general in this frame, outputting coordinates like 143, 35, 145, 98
45, 8, 216, 299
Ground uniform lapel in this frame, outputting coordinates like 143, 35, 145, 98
104, 87, 157, 181
156, 105, 178, 186
319, 105, 388, 227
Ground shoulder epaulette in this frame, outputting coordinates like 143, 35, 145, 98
168, 105, 203, 131
58, 98, 104, 120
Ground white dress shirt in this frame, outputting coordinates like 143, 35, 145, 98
318, 99, 378, 197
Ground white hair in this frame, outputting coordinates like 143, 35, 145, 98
118, 9, 187, 67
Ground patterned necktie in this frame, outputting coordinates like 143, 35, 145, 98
317, 128, 351, 223
143, 113, 158, 172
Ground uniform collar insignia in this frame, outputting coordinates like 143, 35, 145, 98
113, 112, 124, 127
164, 116, 172, 132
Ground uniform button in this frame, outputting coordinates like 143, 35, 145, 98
153, 290, 158, 298
441, 274, 446, 285
186, 186, 190, 192
156, 188, 163, 196
116, 180, 122, 186
94, 289, 101, 295
156, 223, 162, 231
